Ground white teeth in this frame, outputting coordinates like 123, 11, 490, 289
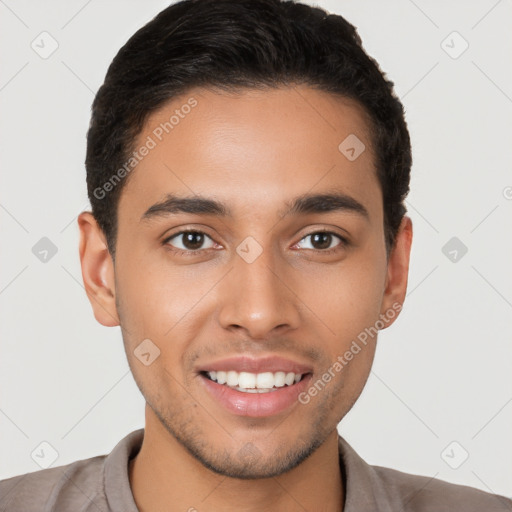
256, 372, 274, 388
274, 371, 285, 387
238, 372, 256, 388
205, 370, 305, 390
284, 372, 295, 386
234, 386, 278, 394
226, 371, 238, 387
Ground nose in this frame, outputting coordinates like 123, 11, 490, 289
216, 246, 301, 339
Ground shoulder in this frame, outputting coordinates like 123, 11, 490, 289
338, 435, 512, 511
0, 455, 106, 512
372, 464, 512, 512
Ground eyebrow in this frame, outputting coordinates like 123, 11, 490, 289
140, 191, 369, 222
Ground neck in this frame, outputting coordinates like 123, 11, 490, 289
129, 409, 344, 512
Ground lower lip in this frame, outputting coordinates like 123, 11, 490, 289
200, 374, 312, 418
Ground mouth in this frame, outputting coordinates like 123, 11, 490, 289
197, 356, 313, 417
201, 370, 307, 393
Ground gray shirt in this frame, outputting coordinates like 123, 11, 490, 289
0, 428, 510, 511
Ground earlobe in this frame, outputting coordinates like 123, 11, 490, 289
380, 216, 413, 328
77, 211, 120, 327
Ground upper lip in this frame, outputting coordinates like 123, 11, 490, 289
197, 356, 313, 375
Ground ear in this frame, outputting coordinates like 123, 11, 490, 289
379, 215, 413, 328
77, 211, 119, 327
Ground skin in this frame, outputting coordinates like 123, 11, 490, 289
78, 85, 412, 512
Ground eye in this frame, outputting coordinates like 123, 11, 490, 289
164, 230, 217, 252
162, 229, 347, 256
295, 231, 347, 252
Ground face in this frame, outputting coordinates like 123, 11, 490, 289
79, 85, 412, 479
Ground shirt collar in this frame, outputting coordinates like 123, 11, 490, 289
103, 428, 143, 512
338, 435, 394, 511
103, 428, 391, 512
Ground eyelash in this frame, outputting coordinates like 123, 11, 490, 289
162, 229, 349, 257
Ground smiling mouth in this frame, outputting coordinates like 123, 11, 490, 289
201, 370, 308, 393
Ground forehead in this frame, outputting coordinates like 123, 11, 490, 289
118, 85, 382, 224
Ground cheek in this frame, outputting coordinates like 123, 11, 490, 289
115, 257, 219, 381
116, 250, 213, 334
320, 285, 383, 342
303, 256, 386, 343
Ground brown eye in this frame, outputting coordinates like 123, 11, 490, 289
296, 231, 347, 251
165, 230, 215, 252
182, 232, 205, 250
310, 232, 333, 250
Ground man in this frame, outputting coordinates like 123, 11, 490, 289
0, 0, 510, 510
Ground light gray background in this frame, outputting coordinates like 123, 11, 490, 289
1, 0, 511, 498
